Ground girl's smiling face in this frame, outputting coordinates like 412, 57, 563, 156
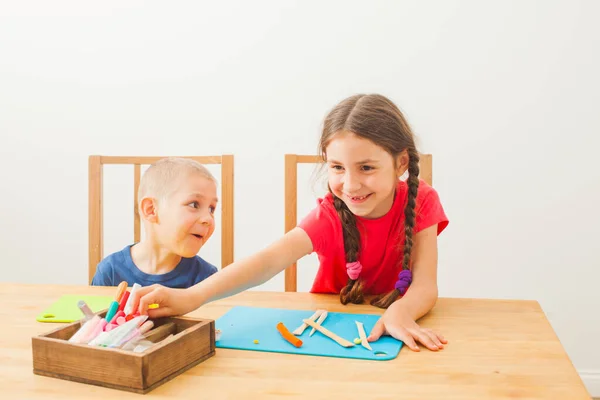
326, 131, 407, 219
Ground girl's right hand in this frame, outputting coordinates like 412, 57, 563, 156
131, 284, 195, 318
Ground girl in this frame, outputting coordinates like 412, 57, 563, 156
131, 94, 449, 352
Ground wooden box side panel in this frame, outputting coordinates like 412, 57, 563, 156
143, 319, 214, 387
32, 337, 144, 390
152, 316, 209, 332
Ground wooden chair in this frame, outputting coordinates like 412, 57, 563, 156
88, 155, 234, 284
283, 153, 432, 292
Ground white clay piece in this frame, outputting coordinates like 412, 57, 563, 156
302, 318, 355, 348
309, 311, 328, 337
355, 321, 372, 351
293, 309, 324, 335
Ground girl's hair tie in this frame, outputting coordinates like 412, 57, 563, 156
394, 269, 413, 295
346, 261, 362, 280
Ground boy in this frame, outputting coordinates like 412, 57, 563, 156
91, 157, 219, 288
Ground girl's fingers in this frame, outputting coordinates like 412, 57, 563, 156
423, 328, 444, 349
401, 332, 420, 352
408, 328, 439, 351
137, 286, 167, 315
366, 319, 386, 342
146, 306, 173, 319
129, 285, 157, 315
386, 325, 420, 352
437, 332, 448, 344
423, 328, 448, 345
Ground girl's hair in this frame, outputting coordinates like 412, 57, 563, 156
318, 94, 420, 309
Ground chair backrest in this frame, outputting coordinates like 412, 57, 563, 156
284, 153, 432, 292
88, 155, 234, 284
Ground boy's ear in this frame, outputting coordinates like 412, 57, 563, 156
396, 150, 409, 178
139, 197, 159, 223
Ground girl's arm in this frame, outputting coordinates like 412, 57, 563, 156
392, 224, 440, 320
367, 224, 446, 351
134, 227, 313, 317
190, 227, 313, 307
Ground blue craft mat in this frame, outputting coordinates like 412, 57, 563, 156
215, 306, 403, 361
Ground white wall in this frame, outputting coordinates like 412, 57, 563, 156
1, 0, 599, 395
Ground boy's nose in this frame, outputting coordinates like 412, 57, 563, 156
197, 212, 213, 225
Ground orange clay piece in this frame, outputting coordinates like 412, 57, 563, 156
114, 281, 128, 303
276, 322, 303, 348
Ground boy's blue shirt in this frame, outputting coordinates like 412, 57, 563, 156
91, 244, 218, 288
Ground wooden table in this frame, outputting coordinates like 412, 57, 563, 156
0, 284, 591, 399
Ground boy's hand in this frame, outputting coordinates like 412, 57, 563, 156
130, 284, 194, 318
367, 301, 447, 352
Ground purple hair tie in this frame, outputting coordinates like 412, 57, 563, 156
346, 261, 362, 280
394, 269, 412, 295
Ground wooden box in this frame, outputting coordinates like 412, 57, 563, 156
32, 312, 215, 394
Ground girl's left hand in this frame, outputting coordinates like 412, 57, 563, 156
367, 302, 447, 352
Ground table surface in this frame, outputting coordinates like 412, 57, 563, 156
0, 283, 591, 399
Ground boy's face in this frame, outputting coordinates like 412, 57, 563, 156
155, 174, 218, 258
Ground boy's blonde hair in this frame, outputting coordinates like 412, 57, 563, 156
137, 157, 216, 204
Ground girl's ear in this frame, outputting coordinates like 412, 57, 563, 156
139, 197, 159, 223
396, 150, 409, 178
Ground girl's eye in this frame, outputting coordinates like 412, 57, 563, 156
361, 165, 374, 171
331, 165, 343, 171
188, 201, 199, 209
209, 206, 216, 214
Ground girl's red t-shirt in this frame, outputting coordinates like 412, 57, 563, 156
298, 179, 449, 295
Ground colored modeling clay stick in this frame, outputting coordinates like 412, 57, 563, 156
148, 303, 159, 309
75, 316, 103, 343
139, 320, 154, 334
109, 310, 124, 324
77, 300, 95, 321
125, 320, 154, 341
123, 283, 141, 315
82, 318, 108, 344
121, 337, 154, 352
105, 300, 119, 322
91, 315, 148, 347
355, 321, 372, 351
309, 311, 328, 337
87, 331, 109, 346
277, 322, 303, 348
116, 320, 154, 348
302, 318, 355, 348
143, 322, 176, 343
68, 315, 99, 343
115, 281, 128, 302
132, 340, 155, 353
292, 309, 324, 335
116, 316, 126, 326
117, 290, 130, 312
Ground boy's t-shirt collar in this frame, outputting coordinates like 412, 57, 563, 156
120, 244, 194, 284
